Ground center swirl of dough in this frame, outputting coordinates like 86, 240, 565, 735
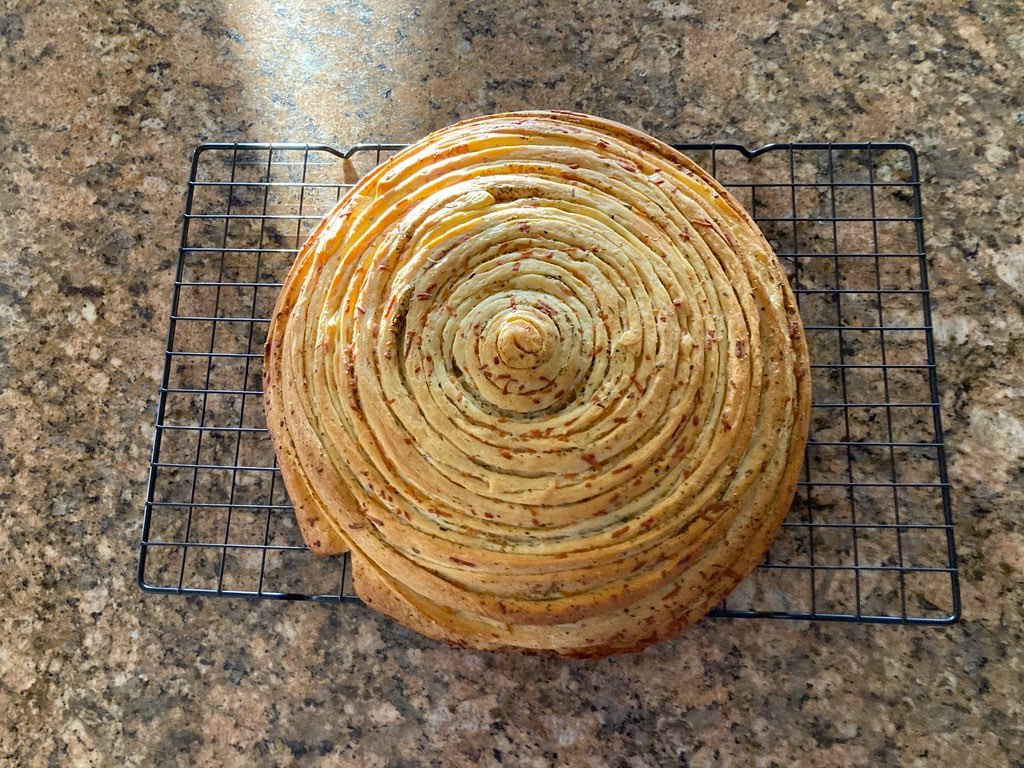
496, 313, 553, 369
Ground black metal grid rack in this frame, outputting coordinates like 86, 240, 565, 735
139, 141, 960, 625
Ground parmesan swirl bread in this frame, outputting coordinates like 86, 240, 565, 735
263, 111, 811, 657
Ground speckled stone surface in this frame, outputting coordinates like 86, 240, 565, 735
1, 1, 1022, 765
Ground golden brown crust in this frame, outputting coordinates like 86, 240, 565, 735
263, 111, 811, 656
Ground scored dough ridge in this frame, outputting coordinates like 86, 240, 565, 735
264, 110, 811, 656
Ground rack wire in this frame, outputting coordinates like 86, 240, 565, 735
139, 141, 960, 625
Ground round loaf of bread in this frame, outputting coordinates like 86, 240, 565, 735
263, 111, 810, 657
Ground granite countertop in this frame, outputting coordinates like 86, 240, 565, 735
2, 1, 1022, 765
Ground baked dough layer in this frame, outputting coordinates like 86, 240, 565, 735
263, 111, 811, 657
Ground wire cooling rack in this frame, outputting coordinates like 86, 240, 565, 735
139, 141, 960, 625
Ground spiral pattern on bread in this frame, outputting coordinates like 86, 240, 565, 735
264, 111, 810, 656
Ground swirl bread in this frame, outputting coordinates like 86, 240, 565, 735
263, 111, 810, 657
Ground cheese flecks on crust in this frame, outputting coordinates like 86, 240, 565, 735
263, 111, 811, 657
